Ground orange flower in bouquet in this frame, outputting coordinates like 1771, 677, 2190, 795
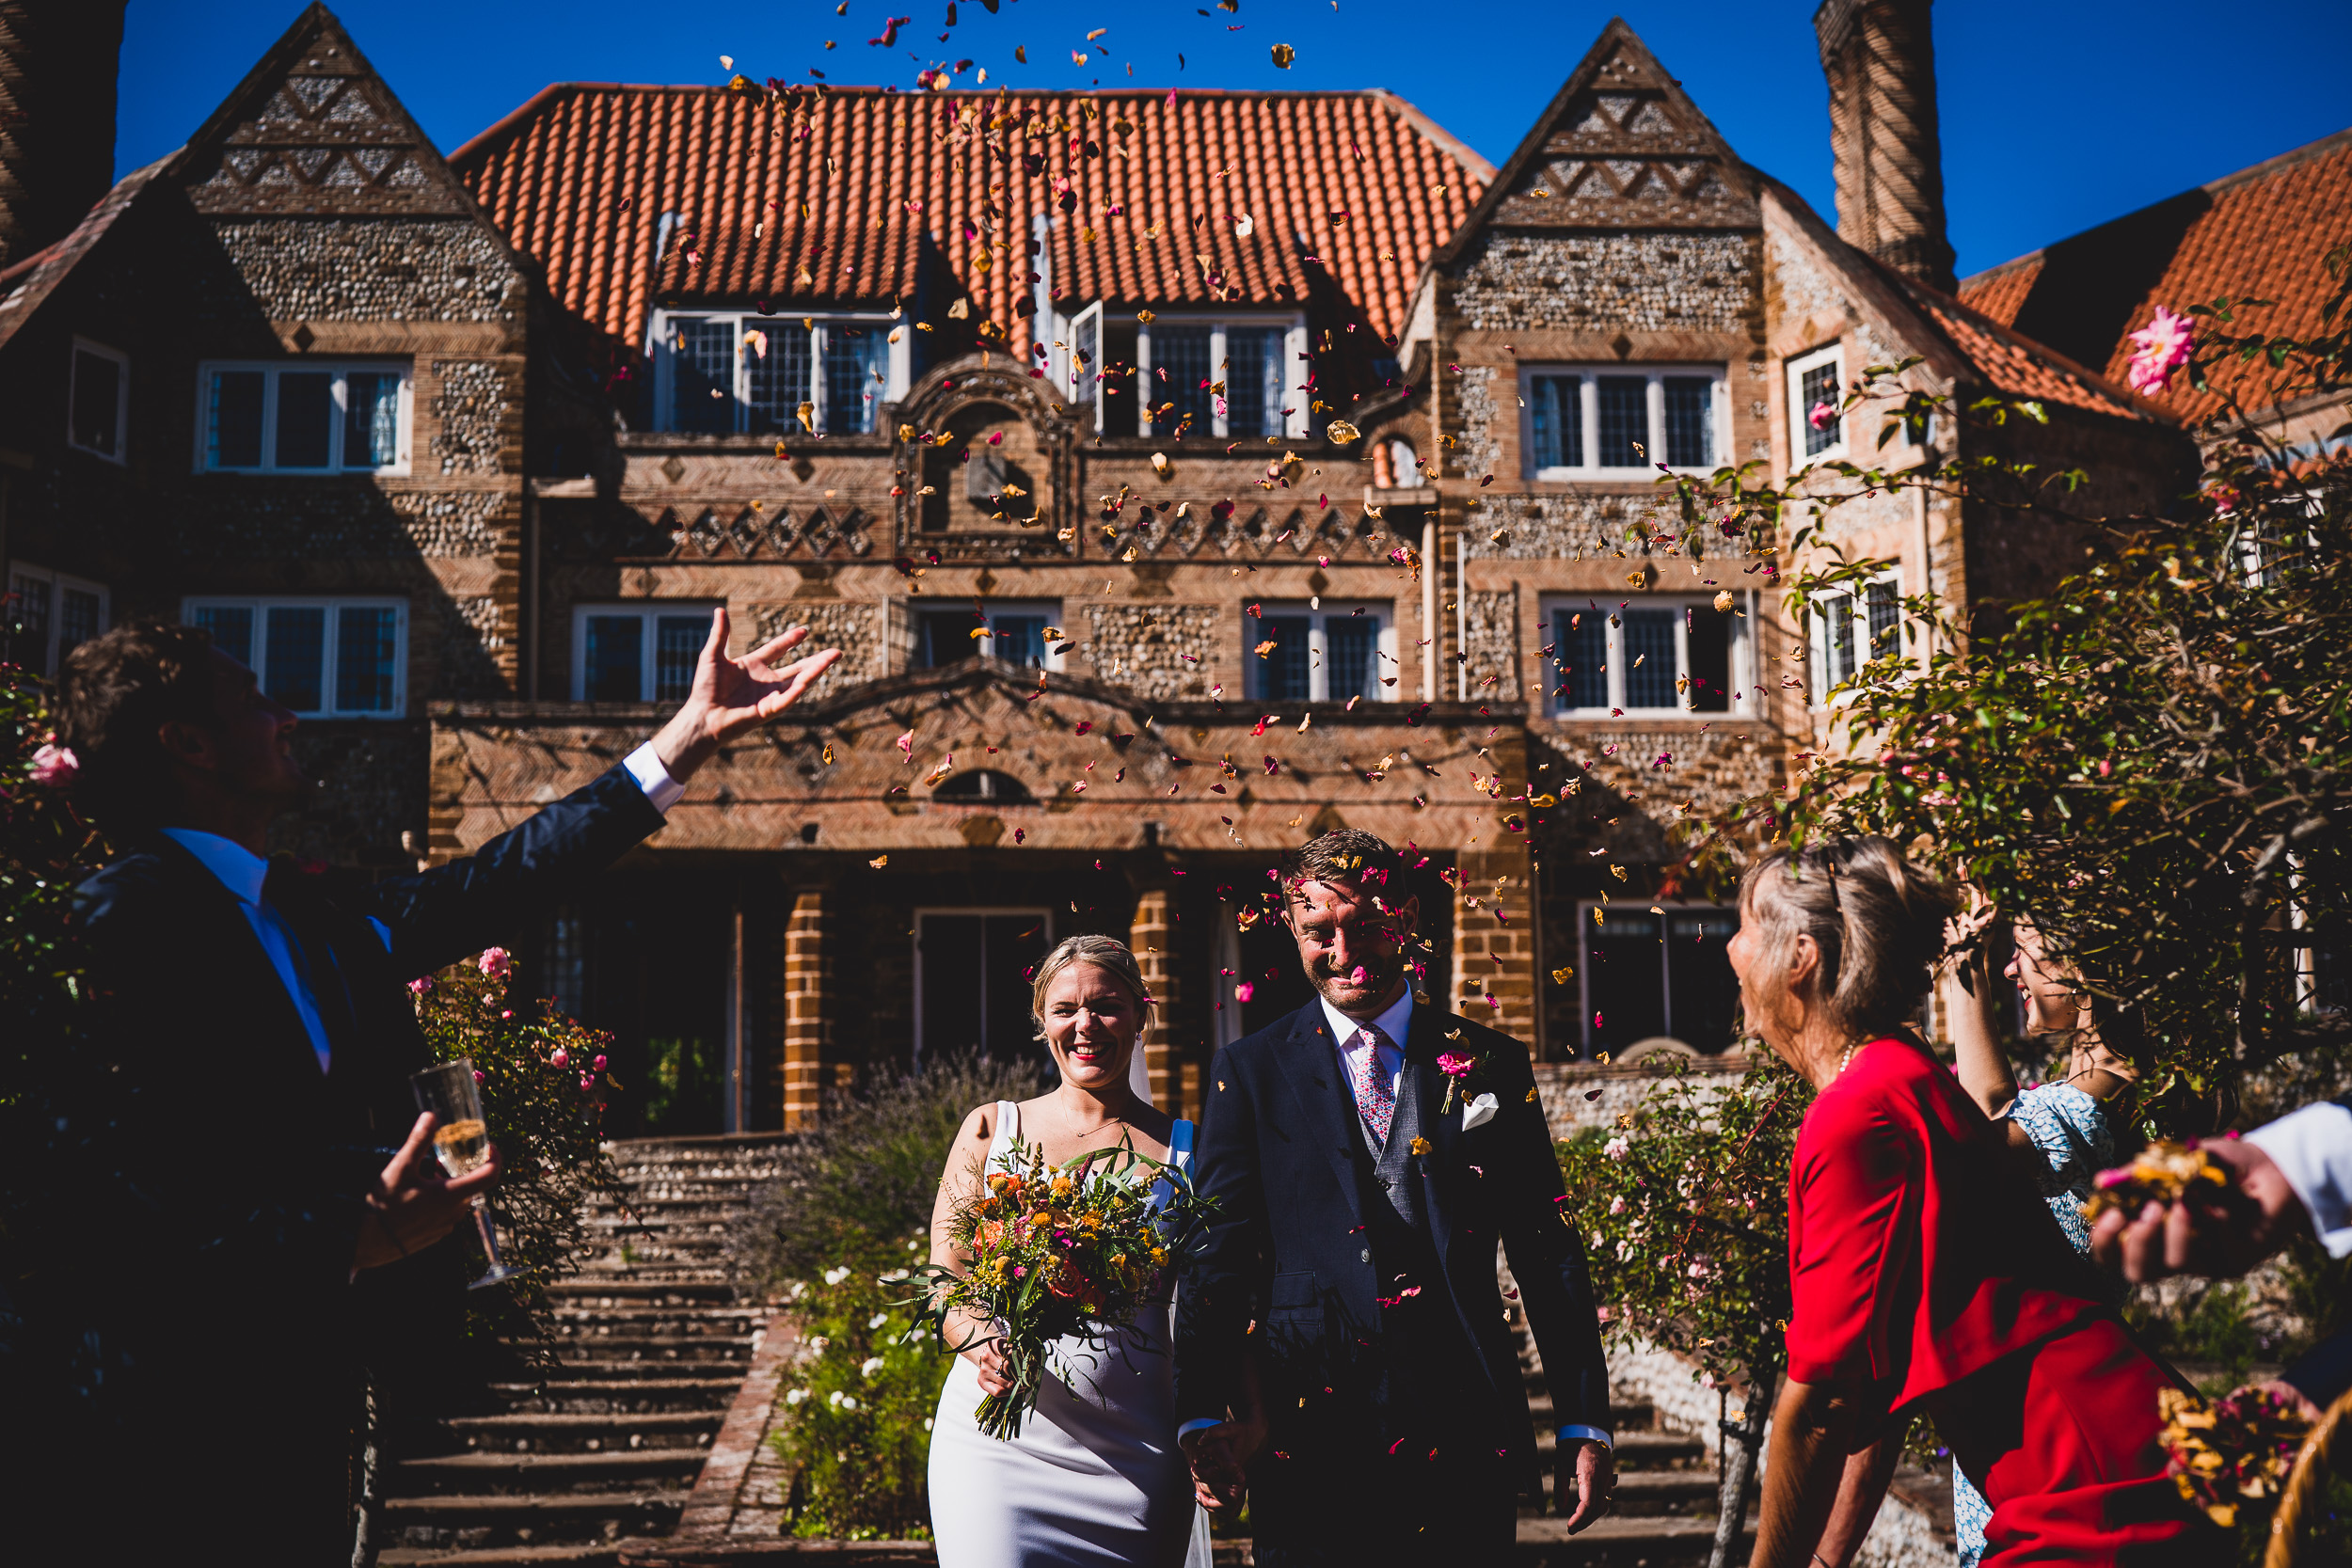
913, 1137, 1214, 1440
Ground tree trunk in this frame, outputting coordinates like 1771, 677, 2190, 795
1708, 1365, 1777, 1568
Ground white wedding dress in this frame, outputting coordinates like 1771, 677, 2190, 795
928, 1099, 1214, 1568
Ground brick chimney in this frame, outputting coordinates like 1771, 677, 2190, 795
1815, 0, 1956, 292
0, 0, 130, 270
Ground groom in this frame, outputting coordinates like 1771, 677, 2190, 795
1175, 830, 1614, 1561
15, 610, 834, 1565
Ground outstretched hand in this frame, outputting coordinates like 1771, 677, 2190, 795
2088, 1135, 2306, 1282
649, 608, 841, 784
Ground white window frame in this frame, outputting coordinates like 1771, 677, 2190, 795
1057, 300, 1105, 429
1245, 600, 1398, 703
1787, 342, 1848, 465
1518, 364, 1729, 479
1805, 569, 1903, 707
648, 309, 912, 436
7, 561, 108, 676
569, 602, 725, 703
914, 597, 1070, 668
1542, 594, 1755, 718
68, 337, 131, 464
1135, 311, 1310, 439
181, 595, 408, 719
1576, 900, 1742, 1057
193, 361, 414, 475
912, 906, 1055, 1069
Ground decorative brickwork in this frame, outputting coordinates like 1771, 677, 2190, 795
751, 600, 883, 696
1452, 847, 1538, 1047
430, 358, 510, 474
1080, 603, 1221, 701
781, 889, 833, 1132
1463, 591, 1520, 701
1453, 232, 1757, 333
207, 218, 518, 322
1129, 887, 1189, 1116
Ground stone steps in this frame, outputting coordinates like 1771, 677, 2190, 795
447, 1410, 723, 1454
379, 1133, 787, 1565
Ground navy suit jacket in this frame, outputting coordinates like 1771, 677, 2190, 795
1173, 996, 1610, 1486
47, 765, 664, 1432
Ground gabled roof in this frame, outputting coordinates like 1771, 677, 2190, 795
449, 83, 1489, 353
1758, 171, 2165, 426
0, 155, 173, 358
1960, 127, 2352, 426
177, 2, 488, 220
1436, 17, 1757, 270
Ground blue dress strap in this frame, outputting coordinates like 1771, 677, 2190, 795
1150, 1119, 1194, 1212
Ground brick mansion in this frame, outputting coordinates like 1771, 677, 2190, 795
3, 2, 2341, 1133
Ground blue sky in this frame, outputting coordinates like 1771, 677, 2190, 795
117, 0, 2351, 279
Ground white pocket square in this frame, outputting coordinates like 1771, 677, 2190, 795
1461, 1092, 1499, 1131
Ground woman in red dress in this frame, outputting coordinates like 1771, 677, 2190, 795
1731, 837, 2209, 1568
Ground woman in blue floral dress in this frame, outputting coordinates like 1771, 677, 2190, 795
1947, 911, 2145, 1566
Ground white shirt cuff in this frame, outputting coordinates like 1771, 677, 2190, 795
1176, 1418, 1224, 1439
622, 742, 685, 816
1559, 1424, 1613, 1449
2246, 1102, 2352, 1259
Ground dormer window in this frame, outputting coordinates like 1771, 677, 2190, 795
653, 311, 910, 436
1135, 314, 1308, 439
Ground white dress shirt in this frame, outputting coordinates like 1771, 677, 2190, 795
161, 742, 682, 1077
2246, 1101, 2352, 1258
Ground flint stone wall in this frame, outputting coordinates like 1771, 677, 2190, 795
753, 600, 884, 697
209, 218, 521, 322
1082, 603, 1222, 701
1453, 232, 1757, 334
431, 359, 511, 474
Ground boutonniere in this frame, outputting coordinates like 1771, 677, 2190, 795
1437, 1027, 1490, 1116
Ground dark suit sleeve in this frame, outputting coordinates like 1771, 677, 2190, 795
1174, 1043, 1268, 1430
1486, 1029, 1612, 1438
357, 764, 665, 977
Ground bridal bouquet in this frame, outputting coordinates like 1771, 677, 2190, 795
2154, 1384, 2312, 1530
914, 1138, 1216, 1440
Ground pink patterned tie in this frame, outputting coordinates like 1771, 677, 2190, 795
1349, 1024, 1395, 1146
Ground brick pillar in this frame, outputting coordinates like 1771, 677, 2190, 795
1452, 846, 1538, 1051
781, 888, 833, 1132
1130, 887, 1179, 1110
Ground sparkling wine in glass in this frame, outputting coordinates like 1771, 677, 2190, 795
410, 1058, 517, 1290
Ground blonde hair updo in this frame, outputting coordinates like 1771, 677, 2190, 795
1739, 834, 1954, 1041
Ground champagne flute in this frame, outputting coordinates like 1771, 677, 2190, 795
410, 1058, 517, 1290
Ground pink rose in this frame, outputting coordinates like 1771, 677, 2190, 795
407, 977, 434, 995
472, 1069, 486, 1085
1806, 401, 1838, 432
477, 947, 512, 978
1436, 1052, 1474, 1080
2125, 306, 2195, 395
549, 1048, 570, 1069
580, 1073, 596, 1090
1234, 982, 1254, 1003
28, 743, 77, 787
593, 1053, 608, 1071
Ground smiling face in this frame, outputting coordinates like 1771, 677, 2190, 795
2004, 921, 2081, 1037
1284, 876, 1419, 1018
1038, 963, 1144, 1092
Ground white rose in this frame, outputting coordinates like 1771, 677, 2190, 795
824, 1266, 851, 1285
840, 1395, 859, 1410
867, 1313, 888, 1329
785, 1387, 808, 1406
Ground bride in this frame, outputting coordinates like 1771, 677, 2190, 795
926, 934, 1213, 1568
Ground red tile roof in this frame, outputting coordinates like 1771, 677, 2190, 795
0, 155, 174, 358
450, 84, 1489, 354
1909, 281, 2151, 422
1960, 127, 2352, 425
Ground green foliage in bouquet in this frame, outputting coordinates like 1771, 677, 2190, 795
407, 954, 626, 1350
770, 1238, 944, 1540
914, 1137, 1213, 1440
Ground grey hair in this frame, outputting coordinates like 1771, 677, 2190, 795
1029, 934, 1152, 1040
1738, 835, 1954, 1040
